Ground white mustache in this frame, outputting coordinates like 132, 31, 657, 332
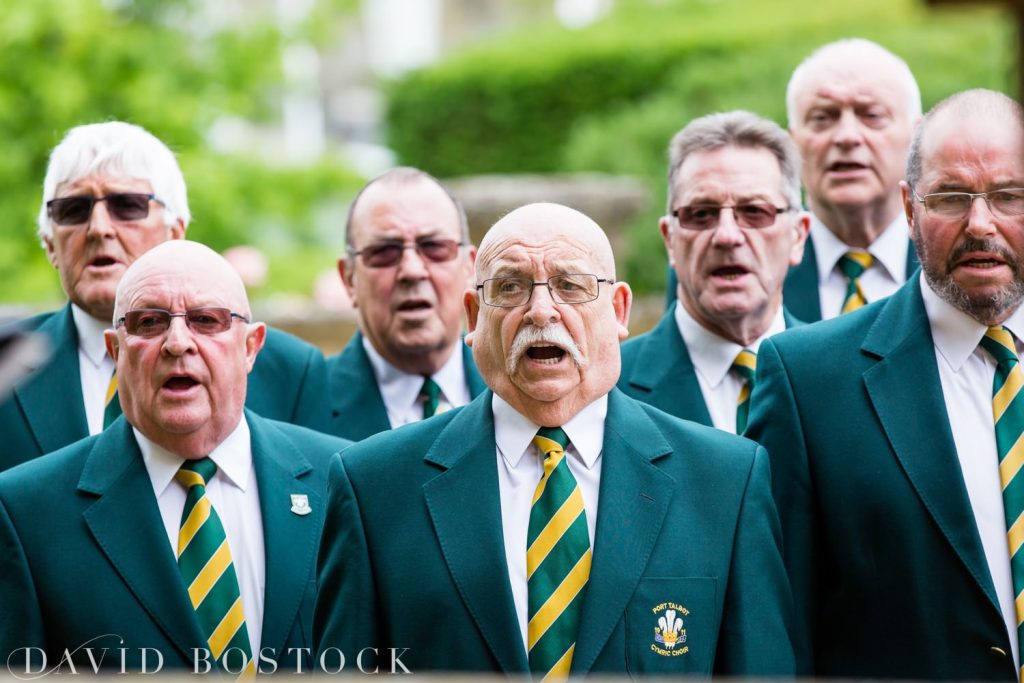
506, 325, 586, 374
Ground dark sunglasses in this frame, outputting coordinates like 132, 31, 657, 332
349, 238, 465, 269
673, 203, 792, 231
46, 193, 164, 226
116, 308, 249, 338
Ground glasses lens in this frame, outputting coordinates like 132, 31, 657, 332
185, 308, 234, 334
106, 194, 153, 221
124, 309, 172, 337
359, 243, 404, 268
48, 197, 95, 225
416, 239, 460, 263
678, 205, 720, 230
924, 193, 972, 217
735, 203, 779, 229
484, 277, 531, 307
990, 189, 1024, 217
549, 274, 599, 303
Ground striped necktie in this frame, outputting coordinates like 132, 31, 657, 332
732, 349, 757, 434
979, 325, 1024, 676
420, 376, 441, 419
527, 427, 591, 680
839, 251, 874, 313
102, 370, 121, 428
175, 458, 254, 674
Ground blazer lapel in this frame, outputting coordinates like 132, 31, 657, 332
783, 237, 823, 323
327, 333, 391, 440
571, 390, 675, 675
462, 342, 487, 398
421, 393, 528, 673
624, 308, 713, 426
861, 279, 999, 612
782, 306, 804, 329
248, 412, 323, 657
15, 305, 88, 454
79, 421, 206, 660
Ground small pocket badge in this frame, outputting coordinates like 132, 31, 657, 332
652, 602, 688, 657
290, 494, 312, 516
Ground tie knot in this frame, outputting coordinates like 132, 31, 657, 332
533, 427, 569, 457
732, 348, 757, 381
839, 251, 874, 280
981, 326, 1020, 367
176, 457, 218, 488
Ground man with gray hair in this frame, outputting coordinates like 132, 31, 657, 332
0, 121, 330, 472
620, 110, 808, 433
748, 88, 1024, 678
782, 38, 922, 321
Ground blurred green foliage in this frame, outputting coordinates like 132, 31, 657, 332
0, 0, 362, 306
387, 0, 1014, 293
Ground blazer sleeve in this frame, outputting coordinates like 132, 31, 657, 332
744, 338, 815, 675
313, 452, 382, 671
713, 445, 795, 676
0, 495, 45, 667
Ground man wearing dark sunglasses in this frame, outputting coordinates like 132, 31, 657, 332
0, 121, 331, 472
618, 111, 808, 434
0, 240, 348, 673
323, 167, 485, 440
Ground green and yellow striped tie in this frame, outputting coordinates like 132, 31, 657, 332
980, 325, 1024, 676
839, 251, 874, 314
420, 376, 441, 419
732, 349, 757, 434
527, 427, 591, 680
102, 370, 121, 429
176, 458, 254, 675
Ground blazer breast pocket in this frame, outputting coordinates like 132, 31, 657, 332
625, 577, 718, 677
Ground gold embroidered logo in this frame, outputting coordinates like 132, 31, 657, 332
651, 602, 689, 657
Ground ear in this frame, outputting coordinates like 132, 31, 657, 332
659, 216, 674, 267
244, 322, 267, 372
170, 218, 186, 240
900, 181, 915, 238
464, 288, 481, 347
463, 245, 478, 288
44, 236, 59, 269
611, 281, 633, 341
104, 329, 119, 362
789, 211, 811, 267
338, 257, 357, 307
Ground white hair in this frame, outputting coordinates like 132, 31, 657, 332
37, 121, 190, 242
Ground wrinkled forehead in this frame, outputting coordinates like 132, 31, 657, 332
116, 249, 249, 319
351, 178, 461, 243
796, 55, 909, 110
478, 235, 610, 280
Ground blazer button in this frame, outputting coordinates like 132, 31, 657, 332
990, 646, 1008, 657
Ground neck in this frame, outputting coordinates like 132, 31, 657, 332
385, 338, 459, 377
811, 196, 902, 248
685, 298, 779, 348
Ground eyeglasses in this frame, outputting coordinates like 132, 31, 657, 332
46, 193, 165, 226
672, 203, 792, 231
348, 238, 465, 268
476, 273, 613, 308
116, 308, 250, 338
912, 188, 1024, 219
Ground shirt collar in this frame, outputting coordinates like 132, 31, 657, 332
137, 415, 253, 498
71, 304, 113, 368
362, 335, 466, 413
674, 301, 785, 388
810, 212, 910, 284
920, 272, 1024, 371
492, 392, 607, 470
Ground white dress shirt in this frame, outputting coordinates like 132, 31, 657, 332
811, 213, 910, 320
137, 417, 265, 660
363, 337, 471, 427
921, 273, 1024, 671
493, 392, 606, 651
675, 302, 786, 433
72, 305, 116, 435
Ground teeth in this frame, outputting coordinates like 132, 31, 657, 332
532, 357, 562, 365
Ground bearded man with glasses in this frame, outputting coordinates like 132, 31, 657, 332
0, 121, 333, 472
618, 110, 809, 434
323, 167, 485, 440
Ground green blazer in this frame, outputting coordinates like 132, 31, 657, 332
618, 303, 801, 426
0, 304, 330, 472
0, 410, 348, 672
314, 388, 794, 676
746, 278, 1016, 680
323, 331, 486, 441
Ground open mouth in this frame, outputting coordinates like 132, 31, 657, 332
711, 265, 749, 281
525, 343, 567, 364
397, 299, 431, 312
958, 257, 1005, 269
89, 256, 119, 267
828, 161, 868, 172
163, 375, 199, 392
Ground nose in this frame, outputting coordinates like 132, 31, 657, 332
85, 200, 116, 238
522, 281, 562, 327
396, 244, 429, 282
161, 316, 197, 356
710, 207, 746, 248
833, 109, 864, 149
965, 195, 998, 239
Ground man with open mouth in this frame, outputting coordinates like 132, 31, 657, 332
323, 167, 485, 441
314, 202, 794, 677
620, 110, 809, 433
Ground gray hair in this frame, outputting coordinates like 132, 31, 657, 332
38, 121, 190, 242
344, 166, 469, 254
785, 38, 921, 129
906, 88, 1024, 191
666, 110, 802, 211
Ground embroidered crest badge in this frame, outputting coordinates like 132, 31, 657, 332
651, 602, 689, 657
